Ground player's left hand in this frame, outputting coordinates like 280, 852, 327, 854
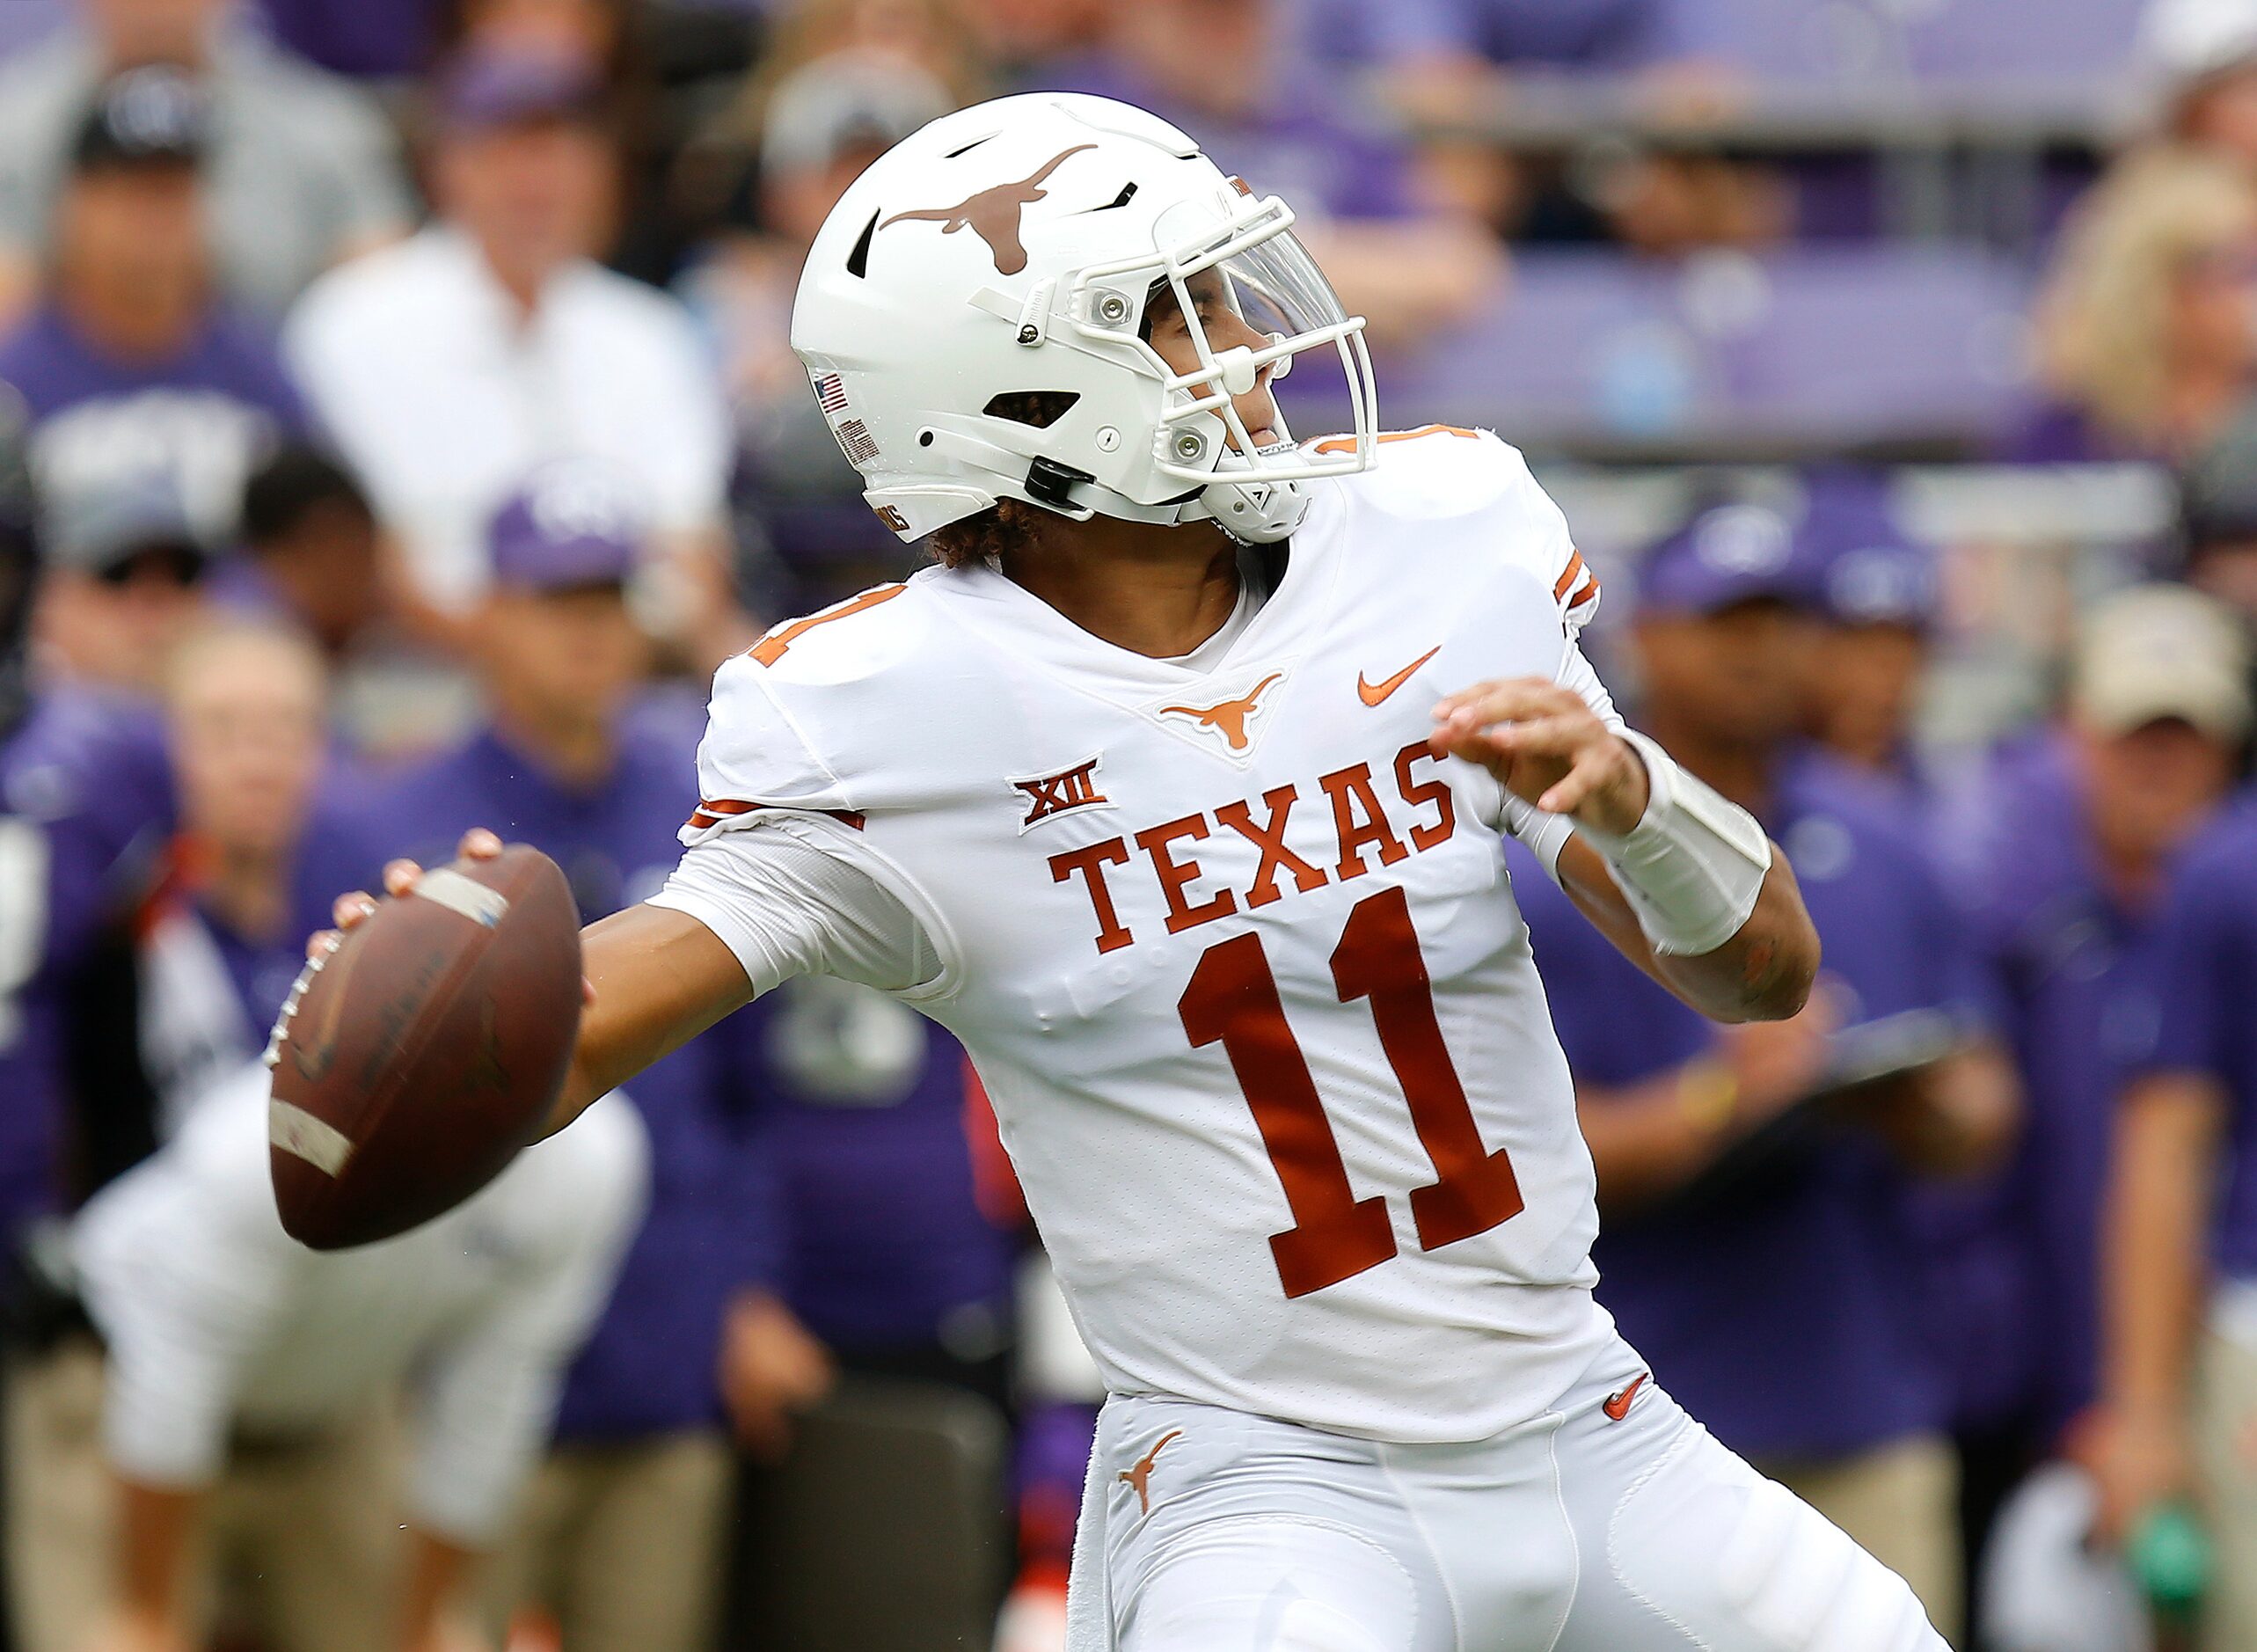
1430, 678, 1649, 837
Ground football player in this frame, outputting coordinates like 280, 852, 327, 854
327, 94, 1947, 1648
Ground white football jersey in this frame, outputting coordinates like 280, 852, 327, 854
675, 428, 1619, 1442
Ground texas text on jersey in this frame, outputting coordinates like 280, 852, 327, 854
682, 427, 1609, 1442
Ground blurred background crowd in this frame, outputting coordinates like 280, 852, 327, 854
1, 0, 2256, 1649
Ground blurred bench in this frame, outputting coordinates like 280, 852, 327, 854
1284, 245, 2034, 461
727, 1375, 1010, 1652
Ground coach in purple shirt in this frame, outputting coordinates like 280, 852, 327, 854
0, 69, 309, 547
303, 466, 824, 1652
2090, 628, 2257, 1638
1511, 498, 2017, 1633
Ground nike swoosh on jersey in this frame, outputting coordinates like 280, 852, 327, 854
1603, 1371, 1650, 1422
1357, 646, 1442, 707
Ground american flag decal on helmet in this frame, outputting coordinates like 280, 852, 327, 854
834, 418, 880, 465
814, 373, 851, 415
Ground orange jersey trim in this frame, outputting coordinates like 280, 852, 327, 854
748, 583, 907, 668
687, 799, 867, 832
1552, 550, 1589, 604
1310, 423, 1482, 457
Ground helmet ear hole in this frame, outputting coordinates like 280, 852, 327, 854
982, 391, 1081, 429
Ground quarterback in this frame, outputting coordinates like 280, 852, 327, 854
330, 95, 1945, 1649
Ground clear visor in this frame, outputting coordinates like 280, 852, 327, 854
1068, 192, 1377, 487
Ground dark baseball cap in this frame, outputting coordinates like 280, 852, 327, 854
72, 66, 208, 172
1796, 471, 1939, 630
1635, 500, 1822, 617
438, 48, 605, 136
487, 464, 643, 593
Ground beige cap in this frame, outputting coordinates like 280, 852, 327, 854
2071, 584, 2253, 741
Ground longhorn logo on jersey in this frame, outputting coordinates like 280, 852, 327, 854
1157, 671, 1284, 759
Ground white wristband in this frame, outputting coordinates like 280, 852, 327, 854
1573, 729, 1772, 956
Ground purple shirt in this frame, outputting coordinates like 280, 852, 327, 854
0, 690, 172, 1235
1514, 746, 1977, 1460
737, 983, 1016, 1356
300, 706, 785, 1440
2143, 794, 2257, 1281
0, 305, 309, 541
1027, 57, 1416, 221
1924, 733, 2167, 1439
251, 0, 439, 79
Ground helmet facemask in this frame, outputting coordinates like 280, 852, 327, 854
1063, 188, 1377, 541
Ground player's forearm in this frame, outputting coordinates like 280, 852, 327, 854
113, 1476, 201, 1627
1556, 837, 1816, 1023
2104, 1076, 2223, 1418
548, 903, 753, 1134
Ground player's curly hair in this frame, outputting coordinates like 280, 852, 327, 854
927, 498, 1048, 570
926, 391, 1080, 569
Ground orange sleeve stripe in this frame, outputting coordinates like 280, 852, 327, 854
1567, 574, 1600, 610
687, 800, 867, 831
1552, 550, 1588, 604
1311, 423, 1482, 457
749, 582, 907, 667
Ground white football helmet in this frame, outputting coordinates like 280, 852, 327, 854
790, 92, 1377, 545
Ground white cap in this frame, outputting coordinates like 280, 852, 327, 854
2139, 0, 2257, 88
2071, 583, 2253, 741
1979, 1464, 2152, 1652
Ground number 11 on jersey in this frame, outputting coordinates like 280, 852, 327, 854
1178, 884, 1525, 1298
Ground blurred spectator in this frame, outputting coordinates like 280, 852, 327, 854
218, 447, 388, 662
135, 620, 327, 1138
2140, 0, 2257, 164
0, 69, 313, 546
0, 0, 412, 320
1509, 500, 2018, 1634
2092, 666, 2257, 1641
946, 0, 1105, 82
1797, 471, 1943, 793
299, 466, 826, 1652
2027, 145, 2257, 462
287, 48, 741, 659
252, 0, 445, 81
748, 0, 986, 108
1944, 588, 2247, 1621
33, 472, 208, 696
66, 1064, 645, 1652
2177, 396, 2257, 629
0, 390, 178, 1652
683, 48, 949, 558
1039, 0, 1505, 344
438, 0, 634, 82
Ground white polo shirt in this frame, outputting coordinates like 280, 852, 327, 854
74, 1064, 648, 1544
285, 227, 733, 611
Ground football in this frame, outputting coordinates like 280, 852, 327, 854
266, 844, 583, 1250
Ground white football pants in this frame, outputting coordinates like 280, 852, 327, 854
1065, 1339, 1946, 1652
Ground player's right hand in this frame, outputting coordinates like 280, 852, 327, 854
305, 829, 597, 1007
305, 827, 506, 959
2079, 1402, 2194, 1546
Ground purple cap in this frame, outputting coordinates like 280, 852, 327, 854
1635, 500, 1822, 617
438, 47, 604, 135
1796, 472, 1939, 631
486, 464, 644, 592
